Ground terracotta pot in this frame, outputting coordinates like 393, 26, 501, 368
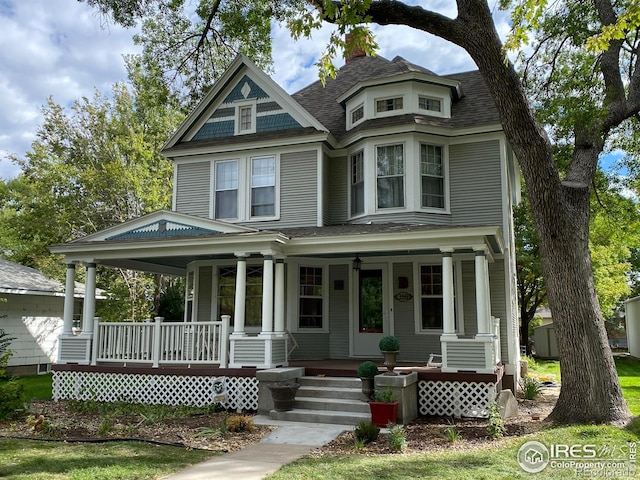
369, 400, 399, 427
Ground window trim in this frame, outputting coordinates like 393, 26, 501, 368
419, 143, 446, 211
235, 101, 256, 135
298, 265, 325, 330
349, 103, 365, 129
413, 260, 463, 335
375, 142, 405, 211
289, 260, 329, 333
375, 96, 404, 114
214, 159, 239, 220
249, 155, 277, 220
349, 150, 365, 218
418, 95, 442, 113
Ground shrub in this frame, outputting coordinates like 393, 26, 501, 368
386, 423, 407, 452
487, 402, 506, 439
0, 380, 25, 420
443, 418, 461, 442
357, 361, 379, 378
226, 415, 255, 433
378, 336, 400, 352
373, 388, 396, 403
0, 328, 15, 378
521, 376, 543, 400
354, 421, 380, 444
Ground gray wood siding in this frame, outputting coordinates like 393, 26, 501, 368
242, 150, 318, 229
355, 212, 450, 225
197, 266, 212, 322
488, 259, 508, 360
322, 154, 331, 226
449, 140, 503, 227
175, 161, 211, 217
392, 263, 439, 362
329, 264, 350, 358
328, 156, 348, 224
289, 334, 330, 360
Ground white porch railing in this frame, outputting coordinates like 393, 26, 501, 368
91, 316, 229, 368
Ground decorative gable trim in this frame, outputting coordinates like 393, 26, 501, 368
70, 210, 257, 243
162, 54, 328, 151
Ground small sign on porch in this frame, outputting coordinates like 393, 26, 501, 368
212, 376, 226, 403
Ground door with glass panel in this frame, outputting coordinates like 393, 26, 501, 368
353, 265, 388, 356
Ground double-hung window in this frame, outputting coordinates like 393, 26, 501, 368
376, 144, 404, 209
215, 160, 238, 219
299, 266, 323, 329
251, 156, 275, 217
421, 144, 444, 209
237, 103, 255, 134
350, 151, 364, 216
420, 265, 444, 330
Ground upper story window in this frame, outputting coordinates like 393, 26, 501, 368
351, 104, 364, 125
421, 144, 445, 209
215, 160, 238, 219
376, 144, 404, 209
376, 97, 403, 113
251, 156, 275, 217
350, 151, 364, 216
236, 103, 256, 135
419, 96, 442, 113
299, 266, 324, 329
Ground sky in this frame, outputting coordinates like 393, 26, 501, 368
0, 1, 509, 181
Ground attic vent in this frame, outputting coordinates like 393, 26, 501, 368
241, 82, 251, 99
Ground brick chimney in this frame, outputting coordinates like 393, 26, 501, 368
345, 33, 367, 63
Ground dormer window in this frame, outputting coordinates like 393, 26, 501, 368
351, 104, 364, 125
236, 102, 256, 134
419, 96, 442, 113
376, 97, 403, 113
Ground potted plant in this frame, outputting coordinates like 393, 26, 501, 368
357, 361, 379, 399
379, 335, 400, 375
267, 382, 300, 412
369, 388, 399, 427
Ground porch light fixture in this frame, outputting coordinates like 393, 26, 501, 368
352, 255, 362, 271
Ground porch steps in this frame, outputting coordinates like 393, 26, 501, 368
269, 376, 371, 426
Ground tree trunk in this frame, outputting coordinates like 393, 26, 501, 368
369, 0, 632, 424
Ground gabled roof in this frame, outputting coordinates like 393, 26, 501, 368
162, 54, 329, 154
70, 210, 257, 243
292, 55, 501, 142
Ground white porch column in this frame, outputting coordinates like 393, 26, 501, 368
62, 263, 76, 335
274, 258, 286, 334
474, 248, 491, 336
440, 249, 456, 337
82, 263, 97, 334
260, 254, 274, 335
231, 254, 248, 336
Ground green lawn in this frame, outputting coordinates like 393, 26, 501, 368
616, 356, 640, 415
0, 439, 215, 480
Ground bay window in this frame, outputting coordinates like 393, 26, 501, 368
376, 144, 404, 209
350, 151, 364, 216
420, 144, 444, 209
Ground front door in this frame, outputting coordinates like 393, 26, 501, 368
353, 265, 389, 356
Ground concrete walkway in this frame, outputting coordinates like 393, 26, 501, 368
161, 416, 352, 480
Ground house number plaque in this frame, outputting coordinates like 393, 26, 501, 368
394, 292, 413, 302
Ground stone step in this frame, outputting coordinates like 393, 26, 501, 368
270, 408, 371, 426
297, 376, 362, 389
297, 385, 364, 401
294, 396, 371, 414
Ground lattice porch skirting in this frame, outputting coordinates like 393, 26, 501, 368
418, 380, 497, 418
52, 370, 259, 411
